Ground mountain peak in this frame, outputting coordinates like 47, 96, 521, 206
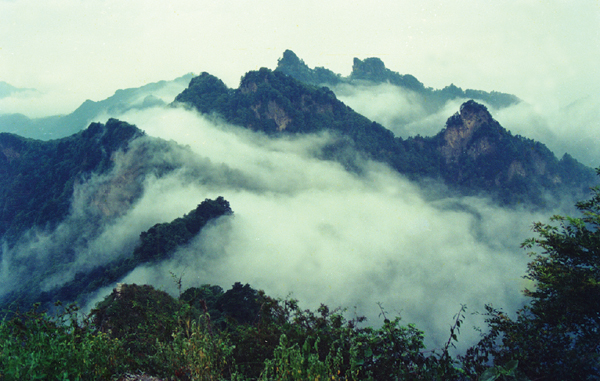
458, 99, 493, 130
275, 51, 519, 109
439, 100, 499, 163
276, 50, 342, 86
280, 49, 303, 66
350, 57, 425, 91
351, 57, 387, 79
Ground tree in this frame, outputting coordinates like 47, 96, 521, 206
464, 170, 600, 380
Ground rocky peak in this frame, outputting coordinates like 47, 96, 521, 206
458, 100, 493, 130
350, 57, 425, 91
439, 100, 497, 163
351, 57, 387, 80
278, 49, 304, 68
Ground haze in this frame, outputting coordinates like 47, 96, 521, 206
1, 0, 599, 351
1, 0, 599, 115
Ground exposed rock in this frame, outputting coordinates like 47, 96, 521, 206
267, 100, 292, 131
508, 160, 527, 180
439, 100, 496, 163
117, 372, 165, 381
1, 146, 20, 163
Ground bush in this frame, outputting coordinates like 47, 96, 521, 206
0, 302, 126, 380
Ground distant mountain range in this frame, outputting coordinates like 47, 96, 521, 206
275, 50, 521, 111
0, 81, 36, 99
0, 73, 194, 140
0, 50, 597, 311
174, 65, 595, 206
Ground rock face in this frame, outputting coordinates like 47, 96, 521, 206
430, 100, 596, 203
275, 50, 521, 110
175, 68, 596, 206
439, 100, 497, 163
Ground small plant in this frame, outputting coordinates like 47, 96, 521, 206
0, 302, 126, 380
259, 334, 351, 381
479, 360, 529, 381
154, 314, 236, 380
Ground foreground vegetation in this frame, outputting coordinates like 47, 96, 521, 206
1, 282, 468, 380
2, 175, 600, 380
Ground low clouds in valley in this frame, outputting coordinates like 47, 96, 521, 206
2, 104, 549, 351
0, 0, 598, 367
334, 83, 600, 168
332, 82, 468, 138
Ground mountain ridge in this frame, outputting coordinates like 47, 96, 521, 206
0, 73, 194, 140
174, 67, 595, 206
0, 119, 145, 245
275, 49, 521, 110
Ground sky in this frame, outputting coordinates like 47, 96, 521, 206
1, 0, 599, 351
1, 0, 599, 117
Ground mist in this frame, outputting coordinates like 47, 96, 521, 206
2, 71, 590, 353
0, 105, 535, 352
0, 87, 90, 118
330, 81, 600, 168
494, 96, 600, 168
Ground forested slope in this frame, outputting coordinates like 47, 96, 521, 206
174, 68, 596, 206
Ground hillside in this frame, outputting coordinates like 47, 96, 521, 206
0, 197, 232, 311
275, 49, 521, 110
0, 119, 144, 245
174, 68, 596, 206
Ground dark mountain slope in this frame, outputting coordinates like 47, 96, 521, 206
41, 197, 232, 308
1, 197, 233, 312
431, 100, 595, 204
174, 68, 595, 206
0, 119, 144, 245
276, 49, 520, 111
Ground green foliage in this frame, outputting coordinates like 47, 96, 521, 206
0, 302, 126, 380
154, 311, 237, 380
174, 72, 230, 115
91, 283, 182, 374
259, 334, 351, 381
479, 360, 528, 381
181, 284, 226, 325
133, 196, 233, 264
216, 282, 261, 327
463, 172, 600, 380
2, 282, 498, 380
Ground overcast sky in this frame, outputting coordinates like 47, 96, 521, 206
1, 0, 599, 116
2, 0, 598, 347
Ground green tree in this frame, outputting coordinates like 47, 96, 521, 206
464, 170, 600, 380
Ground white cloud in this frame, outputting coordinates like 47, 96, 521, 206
75, 107, 549, 351
1, 0, 599, 116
